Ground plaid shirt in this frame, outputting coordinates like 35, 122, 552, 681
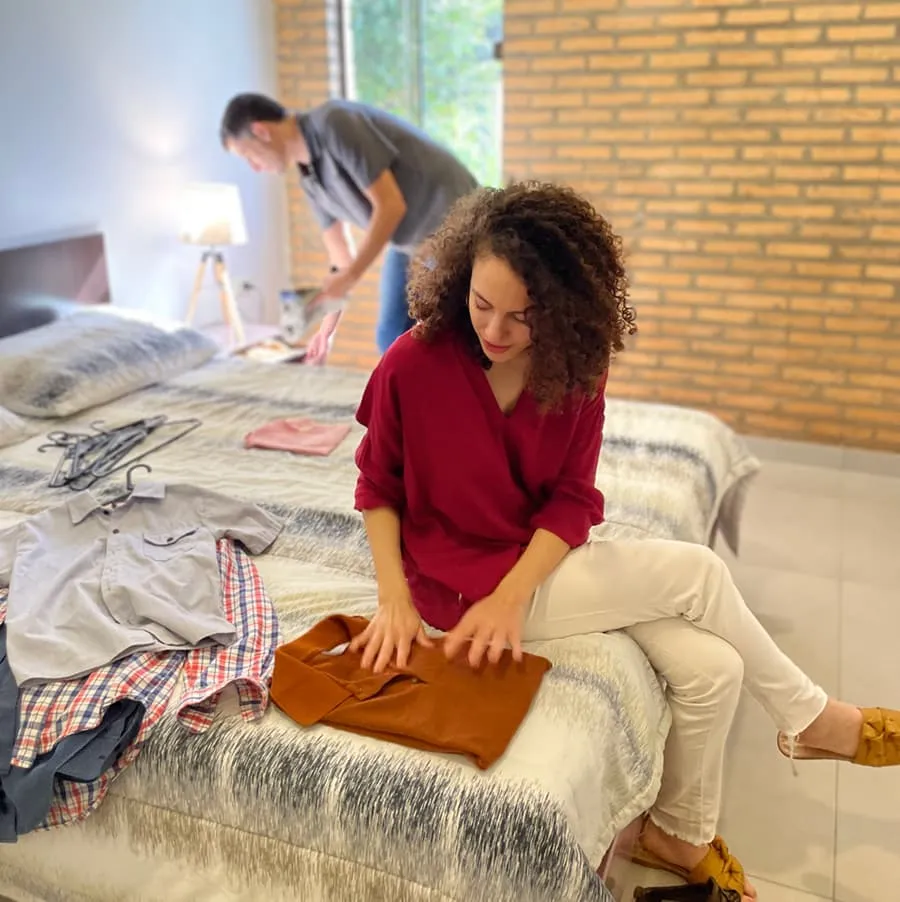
0, 539, 280, 830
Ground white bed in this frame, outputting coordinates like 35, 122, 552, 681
0, 352, 759, 902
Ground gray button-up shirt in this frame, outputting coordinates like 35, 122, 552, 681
0, 483, 283, 686
297, 100, 478, 253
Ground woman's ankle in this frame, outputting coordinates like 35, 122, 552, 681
798, 699, 862, 757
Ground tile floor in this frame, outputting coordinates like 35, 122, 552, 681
608, 437, 900, 902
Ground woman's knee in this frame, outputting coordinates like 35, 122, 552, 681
629, 619, 744, 702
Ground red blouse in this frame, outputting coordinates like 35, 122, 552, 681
354, 331, 606, 631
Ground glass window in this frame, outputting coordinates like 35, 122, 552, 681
342, 0, 503, 187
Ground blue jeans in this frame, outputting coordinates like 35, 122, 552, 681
376, 246, 414, 354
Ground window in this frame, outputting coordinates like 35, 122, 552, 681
341, 0, 503, 187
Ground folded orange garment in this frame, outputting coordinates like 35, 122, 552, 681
270, 614, 551, 769
244, 417, 351, 456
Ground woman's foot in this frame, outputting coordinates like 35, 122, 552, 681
797, 699, 864, 758
640, 818, 757, 901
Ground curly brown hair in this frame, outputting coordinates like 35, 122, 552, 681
408, 181, 635, 410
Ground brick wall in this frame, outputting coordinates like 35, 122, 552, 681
275, 0, 383, 368
277, 0, 900, 451
505, 0, 900, 451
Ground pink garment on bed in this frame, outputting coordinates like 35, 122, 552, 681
244, 418, 351, 457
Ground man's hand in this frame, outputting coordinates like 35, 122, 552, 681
304, 311, 341, 366
317, 267, 358, 302
443, 587, 530, 669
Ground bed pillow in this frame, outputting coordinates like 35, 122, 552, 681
0, 310, 218, 417
0, 405, 38, 449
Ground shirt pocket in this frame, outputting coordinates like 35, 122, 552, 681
142, 527, 200, 562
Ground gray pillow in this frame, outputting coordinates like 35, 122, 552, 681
0, 311, 218, 417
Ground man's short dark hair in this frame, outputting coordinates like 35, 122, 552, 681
220, 93, 287, 147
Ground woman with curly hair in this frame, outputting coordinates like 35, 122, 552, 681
349, 181, 899, 901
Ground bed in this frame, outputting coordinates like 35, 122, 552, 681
0, 343, 759, 902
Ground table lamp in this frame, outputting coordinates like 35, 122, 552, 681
180, 181, 248, 346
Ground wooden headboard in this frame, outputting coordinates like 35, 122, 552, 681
0, 231, 109, 339
0, 231, 110, 305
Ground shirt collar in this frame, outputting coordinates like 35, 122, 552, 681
67, 482, 167, 524
296, 112, 322, 168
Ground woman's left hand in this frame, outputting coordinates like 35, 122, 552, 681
443, 589, 529, 668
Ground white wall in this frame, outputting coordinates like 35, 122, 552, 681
0, 0, 287, 325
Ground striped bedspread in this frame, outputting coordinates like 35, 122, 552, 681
0, 356, 759, 902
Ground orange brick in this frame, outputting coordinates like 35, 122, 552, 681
657, 10, 720, 28
828, 24, 897, 41
736, 183, 800, 199
866, 263, 900, 280
767, 242, 833, 259
709, 163, 772, 179
800, 224, 868, 240
531, 56, 587, 72
593, 13, 656, 32
532, 92, 585, 108
617, 33, 679, 50
669, 183, 731, 200
724, 8, 790, 25
710, 127, 772, 142
648, 89, 712, 106
588, 53, 645, 70
783, 49, 851, 67
556, 73, 615, 89
812, 146, 879, 162
771, 203, 836, 220
815, 107, 884, 123
534, 16, 594, 34
649, 52, 713, 69
743, 145, 806, 162
746, 108, 811, 124
805, 184, 875, 200
850, 372, 900, 391
825, 316, 892, 333
795, 261, 862, 278
820, 67, 890, 83
854, 44, 900, 61
558, 35, 617, 51
715, 87, 781, 104
752, 69, 817, 86
756, 27, 822, 44
619, 72, 681, 88
558, 108, 614, 124
785, 87, 852, 103
678, 145, 739, 160
530, 126, 588, 143
556, 145, 614, 160
505, 37, 556, 54
794, 4, 864, 22
791, 170, 854, 191
782, 366, 845, 385
716, 49, 778, 66
686, 70, 748, 87
684, 29, 748, 46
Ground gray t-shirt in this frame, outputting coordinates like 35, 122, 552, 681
297, 100, 479, 253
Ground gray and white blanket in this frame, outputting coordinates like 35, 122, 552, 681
0, 358, 759, 902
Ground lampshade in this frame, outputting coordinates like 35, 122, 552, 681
179, 181, 248, 246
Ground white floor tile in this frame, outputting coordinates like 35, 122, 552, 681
834, 580, 900, 901
716, 564, 840, 898
727, 563, 841, 694
753, 460, 842, 499
718, 487, 843, 579
841, 500, 900, 588
748, 876, 833, 902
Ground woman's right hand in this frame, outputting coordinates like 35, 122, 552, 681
349, 581, 433, 673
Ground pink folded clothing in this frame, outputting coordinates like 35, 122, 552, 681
244, 418, 351, 456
